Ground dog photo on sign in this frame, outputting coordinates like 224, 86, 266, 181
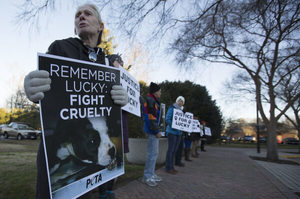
45, 116, 122, 191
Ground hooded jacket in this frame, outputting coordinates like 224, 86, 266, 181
142, 93, 161, 135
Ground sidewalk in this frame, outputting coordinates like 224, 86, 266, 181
114, 147, 300, 199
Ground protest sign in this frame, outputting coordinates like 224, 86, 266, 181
192, 119, 201, 133
204, 127, 212, 136
171, 109, 193, 132
38, 53, 124, 199
199, 124, 204, 136
120, 67, 141, 117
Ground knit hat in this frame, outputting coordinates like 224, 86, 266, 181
176, 96, 185, 105
150, 82, 160, 94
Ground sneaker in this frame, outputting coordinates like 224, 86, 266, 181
152, 174, 162, 182
142, 177, 158, 187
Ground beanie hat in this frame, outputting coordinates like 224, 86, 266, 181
150, 82, 160, 94
176, 96, 185, 105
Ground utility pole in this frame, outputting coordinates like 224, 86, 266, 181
256, 101, 260, 153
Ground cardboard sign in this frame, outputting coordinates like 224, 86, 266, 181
192, 119, 201, 133
171, 109, 193, 132
204, 127, 212, 136
120, 67, 141, 117
38, 53, 124, 199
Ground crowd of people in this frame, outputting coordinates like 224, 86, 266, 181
142, 86, 207, 187
23, 3, 207, 199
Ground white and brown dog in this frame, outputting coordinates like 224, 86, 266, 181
46, 117, 117, 190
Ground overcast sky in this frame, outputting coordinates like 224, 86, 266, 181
0, 0, 258, 120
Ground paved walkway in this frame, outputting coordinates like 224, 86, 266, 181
113, 147, 300, 199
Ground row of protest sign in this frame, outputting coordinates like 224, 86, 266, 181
171, 108, 212, 136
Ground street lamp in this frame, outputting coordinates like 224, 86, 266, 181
256, 101, 260, 153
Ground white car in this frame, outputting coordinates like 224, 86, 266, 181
3, 122, 41, 140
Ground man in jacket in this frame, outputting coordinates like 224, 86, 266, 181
142, 82, 163, 187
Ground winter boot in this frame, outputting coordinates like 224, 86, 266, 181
185, 148, 192, 161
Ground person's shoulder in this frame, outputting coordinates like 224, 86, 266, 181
50, 37, 82, 46
47, 37, 83, 56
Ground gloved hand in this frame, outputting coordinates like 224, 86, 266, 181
24, 70, 51, 103
110, 85, 128, 106
156, 132, 163, 138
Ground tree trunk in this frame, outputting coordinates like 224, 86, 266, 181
266, 121, 278, 161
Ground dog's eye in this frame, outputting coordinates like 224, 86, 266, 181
90, 139, 95, 144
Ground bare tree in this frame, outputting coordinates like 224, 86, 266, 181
278, 71, 300, 152
17, 0, 300, 161
6, 86, 38, 112
121, 42, 152, 82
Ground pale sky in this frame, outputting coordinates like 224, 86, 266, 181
0, 0, 257, 120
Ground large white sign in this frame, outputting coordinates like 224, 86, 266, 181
120, 67, 141, 117
38, 53, 124, 199
192, 119, 201, 133
171, 109, 193, 132
204, 127, 212, 136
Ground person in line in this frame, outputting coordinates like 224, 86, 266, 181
23, 4, 128, 199
175, 102, 185, 167
165, 96, 185, 174
141, 82, 163, 187
200, 121, 207, 152
183, 131, 192, 161
191, 116, 201, 158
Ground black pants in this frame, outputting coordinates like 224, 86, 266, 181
175, 136, 184, 164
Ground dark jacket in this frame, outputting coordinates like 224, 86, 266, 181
47, 37, 106, 64
142, 93, 161, 135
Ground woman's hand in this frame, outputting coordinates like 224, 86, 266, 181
24, 70, 51, 103
110, 85, 128, 106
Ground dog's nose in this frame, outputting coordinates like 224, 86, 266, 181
108, 147, 115, 158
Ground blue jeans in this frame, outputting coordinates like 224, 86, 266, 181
165, 133, 181, 171
143, 134, 159, 179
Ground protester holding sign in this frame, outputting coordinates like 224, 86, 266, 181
165, 96, 185, 174
191, 116, 201, 158
141, 82, 163, 187
23, 4, 128, 199
184, 131, 193, 161
200, 121, 207, 152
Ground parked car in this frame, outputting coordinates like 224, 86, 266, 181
259, 137, 267, 143
2, 122, 41, 140
220, 136, 230, 143
282, 138, 299, 145
0, 124, 8, 136
243, 136, 256, 143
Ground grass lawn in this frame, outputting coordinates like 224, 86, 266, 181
0, 138, 146, 199
0, 139, 39, 199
